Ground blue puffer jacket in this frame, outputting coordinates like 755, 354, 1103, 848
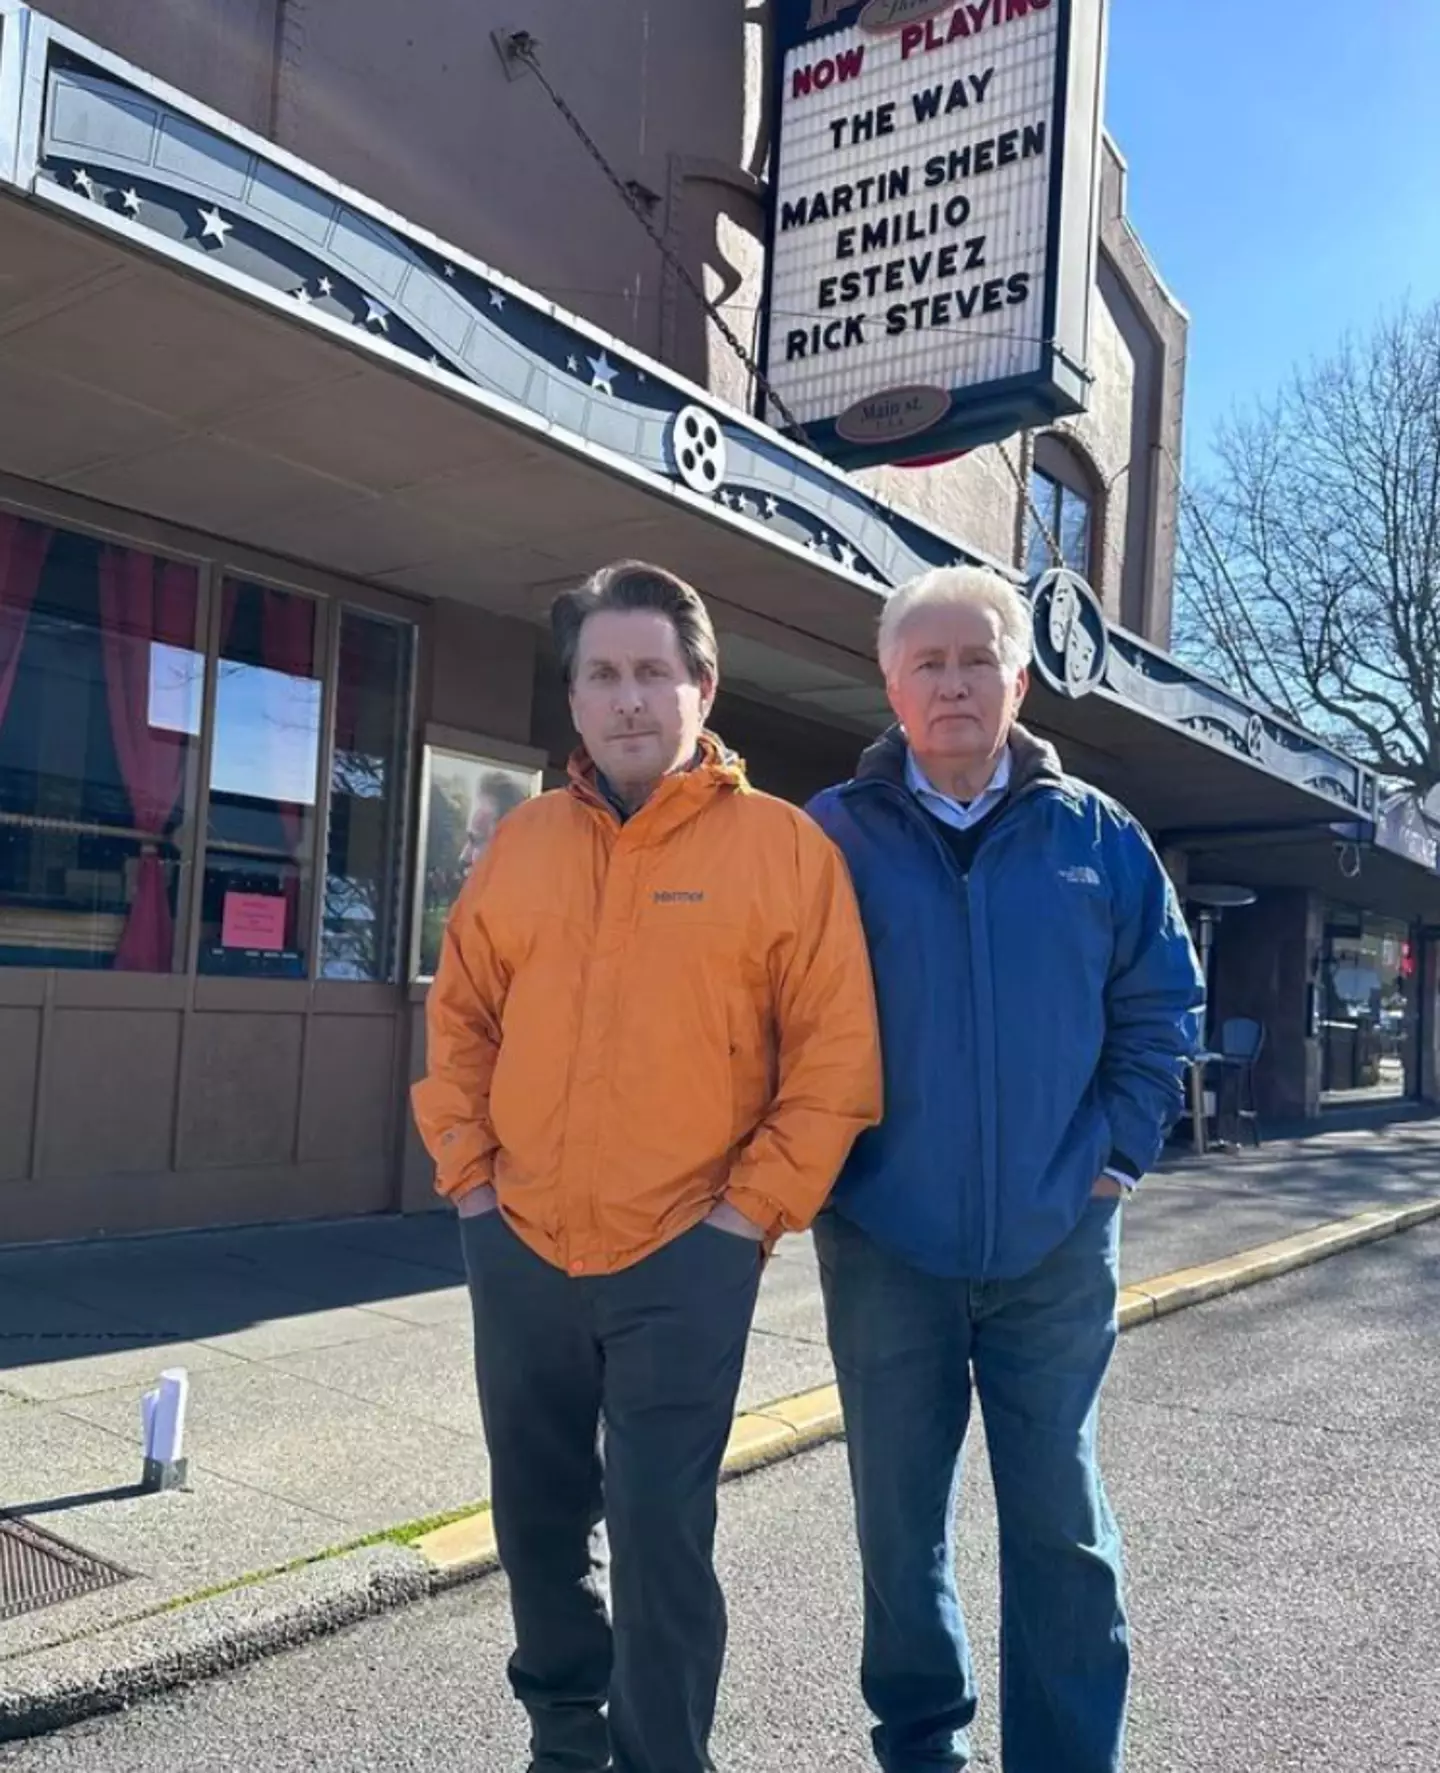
807, 725, 1205, 1281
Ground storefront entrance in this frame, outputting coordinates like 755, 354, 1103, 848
1319, 910, 1417, 1106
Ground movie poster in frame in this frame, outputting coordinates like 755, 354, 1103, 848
410, 730, 544, 981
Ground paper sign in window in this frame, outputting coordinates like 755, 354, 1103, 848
211, 664, 322, 805
147, 643, 204, 736
221, 891, 287, 951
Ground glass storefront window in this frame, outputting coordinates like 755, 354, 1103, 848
198, 580, 323, 977
0, 511, 414, 981
321, 610, 412, 981
0, 518, 202, 970
1320, 912, 1415, 1105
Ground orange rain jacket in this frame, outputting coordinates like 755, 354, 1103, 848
412, 735, 882, 1276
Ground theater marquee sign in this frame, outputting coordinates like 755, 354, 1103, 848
761, 0, 1107, 467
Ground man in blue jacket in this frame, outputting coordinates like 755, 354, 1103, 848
808, 565, 1204, 1773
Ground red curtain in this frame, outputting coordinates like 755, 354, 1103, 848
98, 548, 198, 972
0, 515, 53, 730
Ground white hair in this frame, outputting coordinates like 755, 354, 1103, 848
877, 566, 1034, 681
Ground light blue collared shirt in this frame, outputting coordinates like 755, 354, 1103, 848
905, 746, 1012, 831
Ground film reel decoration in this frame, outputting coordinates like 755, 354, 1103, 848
669, 405, 728, 497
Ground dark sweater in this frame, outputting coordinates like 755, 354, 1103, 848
920, 797, 1009, 876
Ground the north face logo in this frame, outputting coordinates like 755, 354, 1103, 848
1059, 866, 1101, 886
654, 890, 705, 904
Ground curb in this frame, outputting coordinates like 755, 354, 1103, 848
5, 1193, 1439, 1740
0, 1545, 431, 1742
1114, 1195, 1440, 1327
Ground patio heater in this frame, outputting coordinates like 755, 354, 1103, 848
1186, 883, 1258, 1040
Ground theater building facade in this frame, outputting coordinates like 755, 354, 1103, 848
0, 3, 1435, 1246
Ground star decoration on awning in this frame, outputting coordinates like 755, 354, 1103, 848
120, 188, 141, 216
588, 352, 618, 394
443, 263, 456, 279
364, 299, 390, 332
764, 496, 779, 518
292, 285, 314, 306
566, 355, 580, 373
488, 289, 506, 310
318, 277, 334, 298
72, 168, 97, 201
837, 542, 858, 570
738, 495, 759, 518
199, 206, 233, 247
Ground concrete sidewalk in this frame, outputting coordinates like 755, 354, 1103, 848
4, 1115, 1440, 1729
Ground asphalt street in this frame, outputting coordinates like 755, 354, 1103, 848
4, 1221, 1438, 1772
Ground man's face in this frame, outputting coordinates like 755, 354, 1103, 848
885, 601, 1028, 771
569, 609, 714, 797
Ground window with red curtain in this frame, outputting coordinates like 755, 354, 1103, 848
0, 521, 201, 971
197, 579, 322, 977
0, 517, 415, 980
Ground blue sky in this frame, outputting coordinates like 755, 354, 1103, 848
1105, 1, 1440, 479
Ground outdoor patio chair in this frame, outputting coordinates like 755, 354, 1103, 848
1215, 1016, 1265, 1148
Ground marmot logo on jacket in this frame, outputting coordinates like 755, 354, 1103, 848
654, 890, 706, 904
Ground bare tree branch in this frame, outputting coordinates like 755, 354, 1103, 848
1174, 301, 1440, 790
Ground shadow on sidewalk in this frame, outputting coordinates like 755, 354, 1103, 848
5, 1104, 1440, 1380
2, 1482, 151, 1519
1120, 1106, 1440, 1285
0, 1210, 465, 1376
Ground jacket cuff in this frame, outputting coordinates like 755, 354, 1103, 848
453, 1182, 500, 1217
722, 1182, 788, 1241
432, 1131, 496, 1202
1106, 1148, 1143, 1182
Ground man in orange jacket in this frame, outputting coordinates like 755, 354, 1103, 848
414, 560, 881, 1773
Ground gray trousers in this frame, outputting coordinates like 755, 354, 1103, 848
461, 1211, 763, 1773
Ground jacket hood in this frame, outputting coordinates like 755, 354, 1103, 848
854, 722, 1063, 797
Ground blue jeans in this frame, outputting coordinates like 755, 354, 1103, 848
814, 1199, 1129, 1773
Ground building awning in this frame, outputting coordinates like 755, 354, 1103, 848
1184, 831, 1440, 923
1028, 681, 1361, 848
3, 5, 1436, 921
1030, 640, 1440, 918
0, 171, 892, 719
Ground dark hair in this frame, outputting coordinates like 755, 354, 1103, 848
474, 771, 529, 819
551, 561, 719, 689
